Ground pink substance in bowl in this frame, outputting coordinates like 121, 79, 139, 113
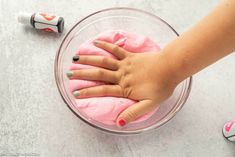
69, 30, 161, 125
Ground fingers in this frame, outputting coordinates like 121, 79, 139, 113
94, 40, 128, 60
72, 85, 123, 98
73, 55, 119, 70
116, 100, 156, 127
67, 68, 118, 83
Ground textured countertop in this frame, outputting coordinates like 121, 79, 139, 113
0, 0, 234, 157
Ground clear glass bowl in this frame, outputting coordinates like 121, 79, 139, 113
55, 8, 192, 135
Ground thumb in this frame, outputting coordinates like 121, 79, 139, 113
116, 99, 156, 127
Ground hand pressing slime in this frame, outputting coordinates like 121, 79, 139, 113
67, 30, 176, 126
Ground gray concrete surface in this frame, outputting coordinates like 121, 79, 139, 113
0, 0, 234, 157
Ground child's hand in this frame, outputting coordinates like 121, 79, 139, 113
68, 40, 178, 127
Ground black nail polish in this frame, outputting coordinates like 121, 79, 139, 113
73, 56, 79, 62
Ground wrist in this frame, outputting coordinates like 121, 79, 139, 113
160, 42, 187, 86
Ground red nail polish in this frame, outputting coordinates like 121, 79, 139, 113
118, 119, 126, 126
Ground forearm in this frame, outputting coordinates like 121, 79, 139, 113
163, 0, 235, 84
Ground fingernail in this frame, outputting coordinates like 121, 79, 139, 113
93, 40, 100, 45
73, 55, 80, 62
73, 91, 80, 97
118, 119, 126, 127
66, 71, 73, 77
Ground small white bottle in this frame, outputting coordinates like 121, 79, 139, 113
18, 12, 64, 33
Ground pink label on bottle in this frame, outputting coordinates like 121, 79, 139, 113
34, 22, 58, 32
34, 13, 59, 26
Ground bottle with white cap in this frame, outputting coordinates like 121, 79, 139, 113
18, 12, 64, 33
